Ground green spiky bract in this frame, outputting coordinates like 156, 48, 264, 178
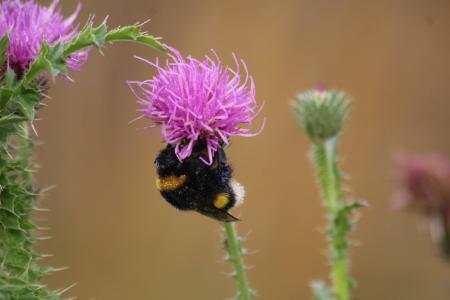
293, 89, 349, 145
293, 89, 366, 300
0, 22, 164, 299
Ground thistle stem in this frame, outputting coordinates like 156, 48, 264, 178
314, 137, 350, 300
0, 121, 59, 298
223, 222, 253, 300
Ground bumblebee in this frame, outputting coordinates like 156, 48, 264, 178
154, 140, 244, 222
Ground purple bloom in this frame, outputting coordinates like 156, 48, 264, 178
394, 153, 450, 212
128, 48, 265, 164
315, 83, 327, 93
393, 153, 450, 258
0, 0, 89, 76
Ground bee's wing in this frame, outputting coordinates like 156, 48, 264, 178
199, 209, 240, 222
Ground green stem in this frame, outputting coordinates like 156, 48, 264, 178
0, 122, 58, 298
314, 138, 350, 300
0, 20, 164, 300
223, 222, 253, 300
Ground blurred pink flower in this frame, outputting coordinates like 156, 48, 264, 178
394, 153, 450, 213
394, 153, 450, 257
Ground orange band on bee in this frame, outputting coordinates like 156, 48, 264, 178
214, 193, 229, 209
156, 175, 187, 191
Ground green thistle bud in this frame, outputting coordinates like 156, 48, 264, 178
293, 88, 350, 144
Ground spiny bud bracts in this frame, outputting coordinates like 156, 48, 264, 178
293, 88, 350, 144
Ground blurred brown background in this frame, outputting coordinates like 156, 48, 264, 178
34, 0, 450, 299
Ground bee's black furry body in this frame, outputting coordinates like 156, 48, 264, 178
155, 142, 239, 222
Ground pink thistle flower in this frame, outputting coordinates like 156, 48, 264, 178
128, 48, 265, 164
0, 0, 89, 77
394, 153, 450, 258
314, 83, 327, 93
394, 153, 450, 212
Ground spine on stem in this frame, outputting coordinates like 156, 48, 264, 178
0, 120, 59, 298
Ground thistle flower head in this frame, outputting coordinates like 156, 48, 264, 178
0, 0, 89, 76
293, 87, 350, 144
394, 153, 450, 213
128, 48, 265, 164
394, 153, 450, 258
